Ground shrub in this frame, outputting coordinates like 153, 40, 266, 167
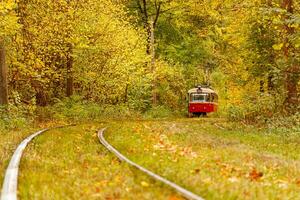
0, 105, 32, 131
265, 112, 300, 134
35, 96, 143, 122
143, 106, 175, 119
226, 92, 281, 123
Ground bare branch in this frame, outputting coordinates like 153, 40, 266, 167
153, 1, 161, 28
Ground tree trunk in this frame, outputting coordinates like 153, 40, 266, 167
260, 80, 265, 93
0, 40, 8, 105
284, 65, 299, 107
36, 89, 47, 106
66, 49, 74, 97
136, 0, 161, 106
137, 0, 161, 56
281, 0, 299, 110
267, 74, 274, 92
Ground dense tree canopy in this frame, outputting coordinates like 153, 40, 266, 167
0, 0, 299, 119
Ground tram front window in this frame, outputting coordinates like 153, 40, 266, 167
191, 93, 208, 102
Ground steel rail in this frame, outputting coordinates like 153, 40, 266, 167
0, 125, 73, 200
98, 128, 205, 200
213, 123, 225, 130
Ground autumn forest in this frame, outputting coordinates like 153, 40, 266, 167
0, 0, 298, 118
0, 1, 300, 199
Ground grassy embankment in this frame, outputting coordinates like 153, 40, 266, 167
1, 118, 300, 199
107, 118, 300, 200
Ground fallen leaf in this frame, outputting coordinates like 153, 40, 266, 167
228, 177, 239, 183
95, 187, 101, 193
277, 180, 288, 189
141, 181, 149, 187
202, 177, 212, 183
249, 168, 263, 181
168, 195, 182, 200
296, 179, 300, 186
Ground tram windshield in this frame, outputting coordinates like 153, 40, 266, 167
190, 93, 208, 102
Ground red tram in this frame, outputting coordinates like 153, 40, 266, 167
188, 86, 218, 117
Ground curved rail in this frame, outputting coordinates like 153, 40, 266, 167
1, 125, 72, 200
98, 128, 205, 200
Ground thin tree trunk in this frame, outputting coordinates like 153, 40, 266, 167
0, 40, 8, 105
66, 0, 74, 97
66, 45, 74, 97
150, 19, 157, 106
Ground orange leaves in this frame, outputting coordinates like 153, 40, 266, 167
178, 147, 198, 158
215, 160, 265, 183
296, 179, 300, 187
248, 168, 263, 181
95, 187, 101, 193
168, 195, 184, 200
215, 161, 242, 178
133, 126, 142, 134
153, 133, 197, 159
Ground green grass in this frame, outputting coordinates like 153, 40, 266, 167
0, 121, 68, 193
106, 118, 300, 200
1, 118, 300, 199
18, 124, 182, 200
0, 129, 32, 189
202, 121, 300, 160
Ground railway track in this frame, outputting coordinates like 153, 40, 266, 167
1, 126, 205, 200
0, 125, 73, 200
98, 128, 205, 200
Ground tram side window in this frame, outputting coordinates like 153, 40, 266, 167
191, 93, 208, 102
212, 94, 218, 103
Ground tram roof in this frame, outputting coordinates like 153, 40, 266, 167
188, 87, 217, 94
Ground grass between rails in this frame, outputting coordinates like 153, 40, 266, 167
106, 118, 300, 200
18, 124, 183, 200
